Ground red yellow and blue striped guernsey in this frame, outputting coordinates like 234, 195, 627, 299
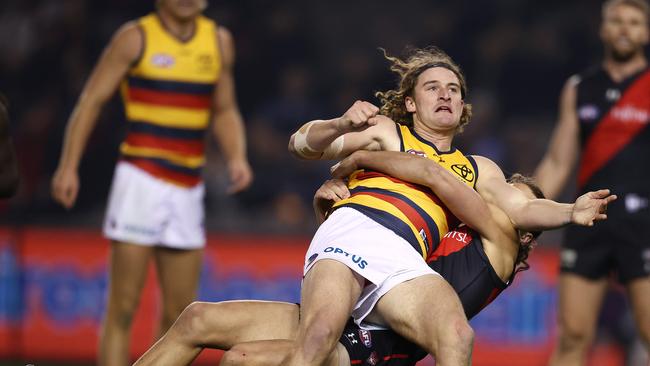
119, 13, 220, 187
332, 124, 479, 260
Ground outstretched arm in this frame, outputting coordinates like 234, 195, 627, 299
331, 150, 502, 241
474, 155, 615, 231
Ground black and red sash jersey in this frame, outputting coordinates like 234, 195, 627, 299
428, 224, 511, 319
574, 66, 650, 196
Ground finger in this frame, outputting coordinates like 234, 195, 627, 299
367, 116, 380, 126
596, 214, 607, 220
605, 194, 617, 203
592, 189, 611, 198
362, 104, 378, 118
366, 102, 380, 114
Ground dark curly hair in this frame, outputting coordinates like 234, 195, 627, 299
374, 46, 472, 133
507, 173, 546, 273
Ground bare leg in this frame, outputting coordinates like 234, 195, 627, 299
220, 340, 349, 366
133, 301, 300, 366
372, 274, 474, 366
99, 242, 153, 366
286, 259, 364, 366
627, 276, 650, 352
548, 274, 608, 366
154, 247, 203, 338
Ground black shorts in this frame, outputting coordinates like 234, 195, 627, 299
562, 199, 650, 284
338, 319, 426, 366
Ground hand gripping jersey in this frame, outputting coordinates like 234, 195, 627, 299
332, 124, 479, 259
575, 67, 650, 194
119, 13, 221, 187
340, 225, 514, 365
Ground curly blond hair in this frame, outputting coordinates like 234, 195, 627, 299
375, 47, 472, 133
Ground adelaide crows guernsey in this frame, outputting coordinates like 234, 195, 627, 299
332, 124, 479, 259
119, 13, 221, 187
575, 67, 650, 195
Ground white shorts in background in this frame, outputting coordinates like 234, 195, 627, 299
103, 161, 205, 249
304, 207, 439, 325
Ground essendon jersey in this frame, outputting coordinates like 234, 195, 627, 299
428, 225, 511, 319
575, 67, 650, 194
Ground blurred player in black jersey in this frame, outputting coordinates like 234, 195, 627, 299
0, 94, 18, 198
534, 0, 650, 364
133, 150, 614, 366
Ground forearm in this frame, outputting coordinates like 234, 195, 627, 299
509, 199, 573, 231
57, 100, 103, 171
213, 108, 248, 162
288, 118, 342, 159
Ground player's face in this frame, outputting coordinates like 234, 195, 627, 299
406, 67, 464, 132
159, 0, 207, 21
600, 4, 649, 61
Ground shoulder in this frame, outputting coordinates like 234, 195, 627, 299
108, 21, 143, 61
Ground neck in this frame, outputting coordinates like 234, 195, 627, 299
412, 123, 455, 151
157, 9, 196, 40
603, 53, 647, 82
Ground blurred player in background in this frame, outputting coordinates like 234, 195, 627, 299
0, 94, 19, 198
51, 0, 252, 365
534, 0, 650, 364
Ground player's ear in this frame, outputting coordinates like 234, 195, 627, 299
405, 96, 416, 113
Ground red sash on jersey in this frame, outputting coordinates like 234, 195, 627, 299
578, 70, 650, 188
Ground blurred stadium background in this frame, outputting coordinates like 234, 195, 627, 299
0, 0, 648, 365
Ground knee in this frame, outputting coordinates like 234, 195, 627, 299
106, 294, 141, 329
449, 317, 474, 350
302, 323, 339, 354
173, 301, 213, 343
556, 321, 593, 349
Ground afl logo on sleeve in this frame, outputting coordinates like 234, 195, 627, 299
451, 164, 474, 183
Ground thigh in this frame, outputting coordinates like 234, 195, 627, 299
154, 247, 203, 309
108, 241, 153, 307
372, 274, 465, 349
556, 274, 608, 333
299, 259, 364, 334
